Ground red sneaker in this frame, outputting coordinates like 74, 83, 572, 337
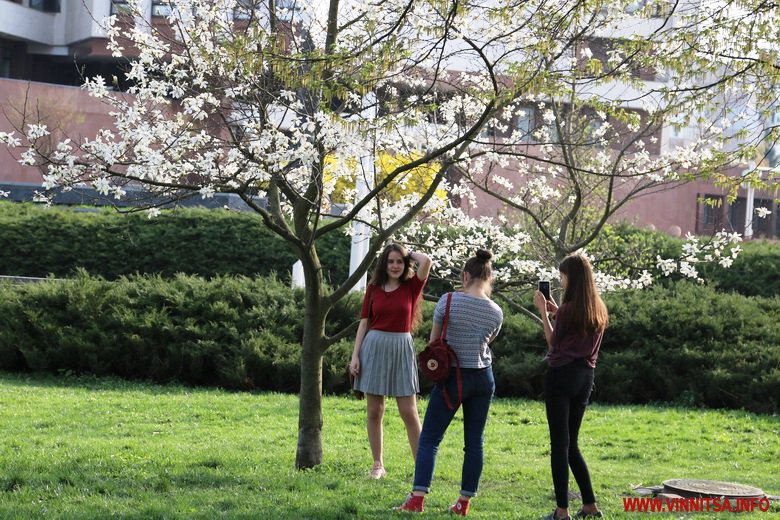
396, 493, 425, 512
449, 498, 470, 516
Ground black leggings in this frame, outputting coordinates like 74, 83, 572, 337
544, 360, 596, 509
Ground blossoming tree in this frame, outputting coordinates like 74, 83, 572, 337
397, 0, 779, 311
1, 0, 777, 468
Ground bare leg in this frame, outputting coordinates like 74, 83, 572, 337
396, 395, 422, 460
366, 394, 386, 471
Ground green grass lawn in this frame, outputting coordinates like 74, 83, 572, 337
0, 372, 777, 519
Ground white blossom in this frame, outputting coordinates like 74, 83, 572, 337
755, 207, 771, 218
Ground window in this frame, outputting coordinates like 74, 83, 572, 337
542, 119, 560, 144
753, 198, 774, 236
624, 0, 647, 14
703, 200, 719, 225
110, 0, 132, 15
233, 0, 253, 20
478, 124, 495, 141
624, 0, 668, 17
585, 116, 606, 148
276, 0, 302, 22
514, 106, 535, 143
151, 0, 171, 17
667, 113, 686, 139
697, 194, 724, 234
29, 0, 60, 12
0, 47, 10, 79
768, 144, 779, 168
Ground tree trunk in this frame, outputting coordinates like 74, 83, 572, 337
296, 326, 324, 469
295, 249, 327, 469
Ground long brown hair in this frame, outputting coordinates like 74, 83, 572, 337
559, 254, 608, 336
368, 243, 423, 330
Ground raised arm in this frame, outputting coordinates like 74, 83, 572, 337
534, 290, 554, 350
409, 250, 432, 281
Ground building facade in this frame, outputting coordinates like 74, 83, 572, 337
1, 0, 778, 238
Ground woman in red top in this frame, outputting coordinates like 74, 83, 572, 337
534, 254, 608, 520
350, 243, 432, 479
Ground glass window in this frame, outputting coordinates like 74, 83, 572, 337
151, 0, 172, 17
543, 120, 560, 144
110, 0, 132, 15
276, 0, 302, 21
0, 47, 10, 79
699, 194, 724, 234
233, 0, 253, 20
515, 106, 535, 143
478, 124, 495, 141
624, 0, 647, 14
754, 198, 773, 236
703, 200, 717, 225
29, 0, 60, 12
585, 117, 606, 148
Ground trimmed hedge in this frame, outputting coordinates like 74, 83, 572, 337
3, 201, 777, 298
0, 202, 350, 285
488, 282, 780, 414
699, 239, 780, 297
1, 275, 777, 413
0, 273, 363, 394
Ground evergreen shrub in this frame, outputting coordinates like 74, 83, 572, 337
699, 239, 780, 297
0, 273, 354, 394
1, 277, 777, 412
0, 202, 350, 285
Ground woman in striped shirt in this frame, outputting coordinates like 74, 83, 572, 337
397, 249, 503, 516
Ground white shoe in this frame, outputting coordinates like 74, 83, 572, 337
369, 465, 386, 479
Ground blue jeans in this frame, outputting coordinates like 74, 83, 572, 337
412, 366, 495, 497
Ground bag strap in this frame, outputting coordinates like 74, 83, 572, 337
441, 368, 462, 409
439, 292, 462, 410
441, 292, 453, 341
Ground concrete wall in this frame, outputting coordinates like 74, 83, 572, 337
0, 0, 107, 48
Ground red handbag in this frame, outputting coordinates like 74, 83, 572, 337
418, 292, 462, 409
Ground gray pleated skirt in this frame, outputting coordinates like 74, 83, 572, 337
354, 330, 419, 397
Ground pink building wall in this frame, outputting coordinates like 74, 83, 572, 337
457, 163, 776, 239
1, 77, 774, 238
0, 77, 117, 183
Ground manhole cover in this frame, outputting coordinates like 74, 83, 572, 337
663, 479, 764, 499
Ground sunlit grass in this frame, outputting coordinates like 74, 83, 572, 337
0, 372, 777, 519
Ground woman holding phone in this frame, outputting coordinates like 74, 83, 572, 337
533, 254, 608, 520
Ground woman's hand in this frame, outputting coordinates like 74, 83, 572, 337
349, 356, 360, 377
533, 290, 548, 314
546, 298, 558, 314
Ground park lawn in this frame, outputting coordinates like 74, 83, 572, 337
0, 372, 777, 519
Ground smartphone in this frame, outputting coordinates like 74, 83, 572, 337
538, 280, 551, 301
